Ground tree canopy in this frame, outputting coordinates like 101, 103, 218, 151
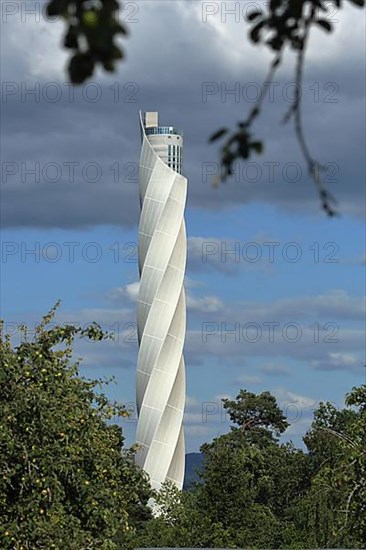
135, 384, 366, 549
0, 304, 151, 550
1, 309, 365, 547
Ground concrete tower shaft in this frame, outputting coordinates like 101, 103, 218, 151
135, 111, 187, 491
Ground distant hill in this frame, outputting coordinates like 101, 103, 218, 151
183, 452, 203, 490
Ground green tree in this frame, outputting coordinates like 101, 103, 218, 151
196, 436, 310, 547
197, 435, 285, 547
137, 390, 310, 548
298, 387, 366, 547
343, 384, 366, 542
136, 481, 235, 549
0, 304, 152, 550
135, 386, 366, 548
222, 389, 289, 445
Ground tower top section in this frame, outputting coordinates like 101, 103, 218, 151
144, 111, 158, 128
141, 111, 183, 138
139, 111, 184, 174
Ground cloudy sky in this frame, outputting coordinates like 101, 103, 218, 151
1, 0, 365, 452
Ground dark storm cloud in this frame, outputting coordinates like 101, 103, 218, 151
1, 0, 365, 229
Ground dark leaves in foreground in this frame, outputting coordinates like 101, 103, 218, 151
209, 124, 264, 181
46, 0, 128, 84
210, 0, 365, 215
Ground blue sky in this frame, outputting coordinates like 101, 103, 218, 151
1, 0, 365, 452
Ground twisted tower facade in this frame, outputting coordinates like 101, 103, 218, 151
135, 111, 187, 492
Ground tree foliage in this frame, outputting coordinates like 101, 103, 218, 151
135, 386, 366, 549
300, 388, 366, 547
0, 304, 151, 550
1, 306, 364, 547
222, 389, 289, 443
209, 0, 365, 216
46, 0, 127, 84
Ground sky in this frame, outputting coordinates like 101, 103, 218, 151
1, 0, 365, 453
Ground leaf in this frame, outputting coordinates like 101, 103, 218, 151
209, 128, 229, 143
316, 19, 333, 32
46, 0, 68, 17
114, 22, 128, 36
247, 10, 262, 21
249, 106, 260, 120
270, 0, 282, 10
250, 21, 265, 43
111, 45, 124, 60
82, 10, 99, 28
251, 141, 264, 154
69, 53, 95, 85
64, 26, 79, 50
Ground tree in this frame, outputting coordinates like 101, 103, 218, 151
208, 0, 365, 216
222, 389, 289, 445
197, 434, 286, 547
44, 0, 365, 216
45, 0, 127, 84
0, 304, 152, 550
134, 386, 366, 548
136, 390, 309, 548
135, 481, 235, 549
196, 393, 308, 548
298, 387, 366, 547
343, 384, 366, 542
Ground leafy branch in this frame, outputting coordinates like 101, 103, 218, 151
44, 0, 365, 216
46, 0, 128, 84
209, 0, 365, 216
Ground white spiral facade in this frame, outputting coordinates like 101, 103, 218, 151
135, 111, 187, 492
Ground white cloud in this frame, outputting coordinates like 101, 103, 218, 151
273, 388, 316, 410
185, 288, 365, 371
108, 279, 224, 314
124, 281, 140, 301
306, 1, 366, 67
312, 352, 361, 371
234, 374, 262, 386
187, 235, 277, 274
272, 387, 317, 434
259, 364, 291, 376
192, 289, 364, 322
177, 0, 366, 72
285, 417, 313, 438
238, 289, 365, 321
186, 394, 199, 408
184, 276, 204, 289
2, 6, 67, 81
186, 293, 224, 313
107, 282, 140, 303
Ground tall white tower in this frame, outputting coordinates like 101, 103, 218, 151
135, 111, 187, 492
